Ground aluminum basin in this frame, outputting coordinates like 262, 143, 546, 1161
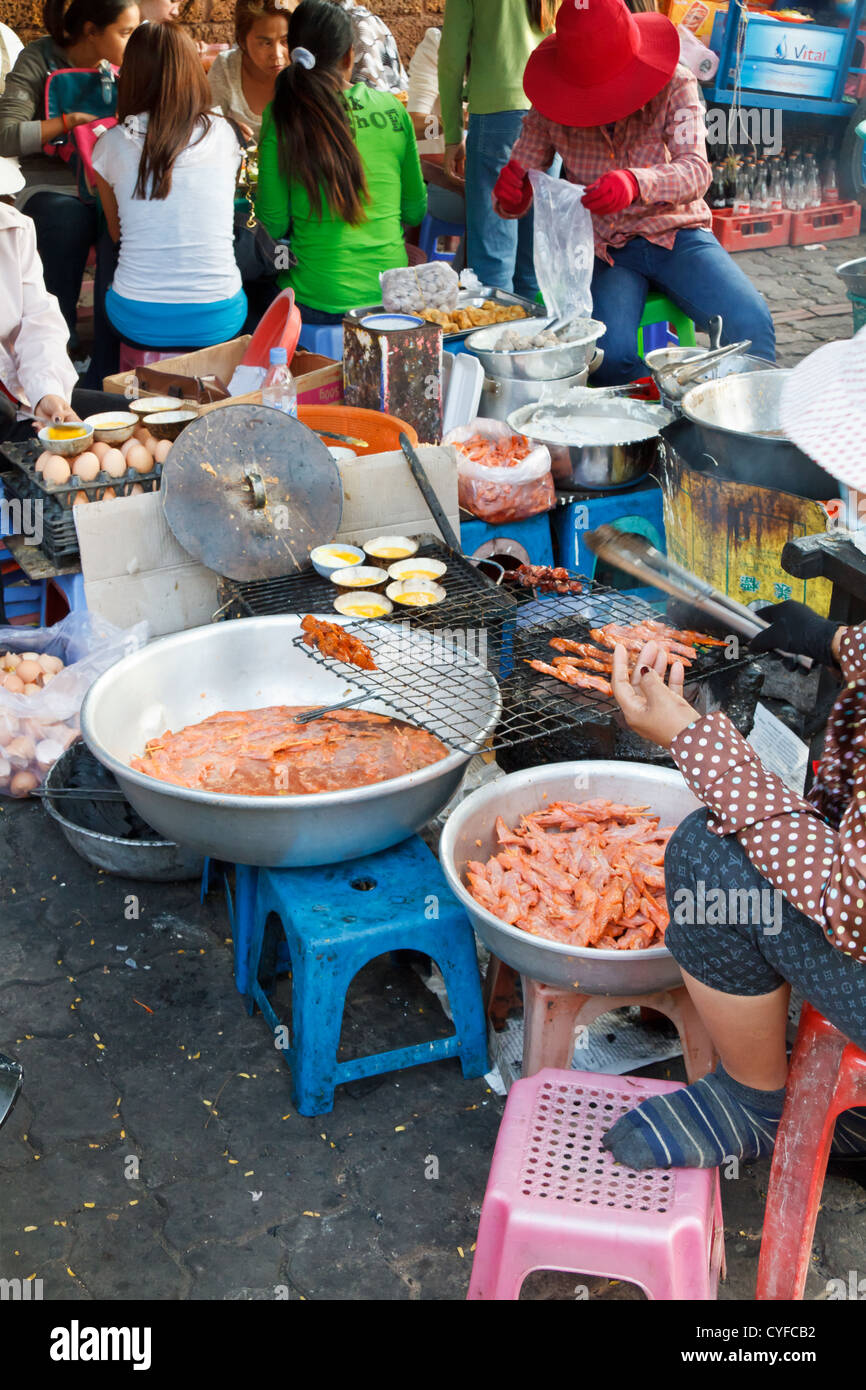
465, 316, 605, 382
81, 615, 501, 868
439, 761, 701, 994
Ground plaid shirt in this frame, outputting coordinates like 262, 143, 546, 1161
511, 65, 712, 264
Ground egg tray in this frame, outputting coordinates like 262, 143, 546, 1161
0, 438, 162, 510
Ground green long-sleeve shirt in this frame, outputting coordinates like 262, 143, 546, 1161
255, 83, 427, 315
438, 0, 547, 147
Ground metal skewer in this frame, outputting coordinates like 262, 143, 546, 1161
292, 696, 367, 724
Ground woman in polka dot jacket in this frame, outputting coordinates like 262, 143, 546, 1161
597, 608, 866, 1172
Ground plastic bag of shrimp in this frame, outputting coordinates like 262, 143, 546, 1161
444, 417, 554, 523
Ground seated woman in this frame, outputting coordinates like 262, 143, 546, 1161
0, 0, 140, 376
492, 0, 775, 384
601, 330, 866, 1169
208, 0, 292, 143
92, 22, 245, 351
1, 156, 126, 445
254, 0, 426, 325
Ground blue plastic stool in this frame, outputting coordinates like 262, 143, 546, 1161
418, 214, 464, 263
460, 513, 555, 570
244, 835, 489, 1115
551, 480, 666, 605
297, 322, 343, 360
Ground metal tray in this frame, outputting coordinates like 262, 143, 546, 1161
346, 287, 546, 345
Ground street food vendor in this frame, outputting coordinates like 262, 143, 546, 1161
599, 330, 866, 1170
492, 0, 776, 386
0, 156, 124, 443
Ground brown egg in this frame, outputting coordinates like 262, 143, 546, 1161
9, 769, 39, 797
15, 659, 42, 684
2, 652, 21, 670
43, 455, 71, 487
91, 440, 110, 461
21, 682, 41, 695
102, 447, 127, 478
133, 424, 150, 443
38, 654, 64, 675
34, 450, 51, 474
72, 491, 89, 506
120, 436, 140, 458
142, 432, 159, 456
154, 438, 172, 464
5, 735, 35, 765
2, 673, 24, 694
130, 483, 144, 495
125, 443, 154, 474
72, 451, 100, 482
101, 487, 117, 501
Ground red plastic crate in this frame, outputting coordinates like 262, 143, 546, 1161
788, 200, 862, 246
712, 208, 791, 253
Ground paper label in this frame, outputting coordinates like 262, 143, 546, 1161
747, 701, 809, 795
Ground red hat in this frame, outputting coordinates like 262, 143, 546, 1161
523, 0, 681, 128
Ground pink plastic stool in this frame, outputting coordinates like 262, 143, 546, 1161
117, 343, 192, 374
468, 1068, 725, 1301
757, 1002, 866, 1300
520, 975, 718, 1084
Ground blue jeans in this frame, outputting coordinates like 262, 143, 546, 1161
589, 226, 776, 386
465, 110, 538, 299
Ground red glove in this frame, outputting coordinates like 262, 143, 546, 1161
492, 159, 532, 217
582, 170, 639, 215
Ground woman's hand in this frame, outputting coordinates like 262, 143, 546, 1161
444, 141, 465, 182
33, 396, 79, 426
610, 641, 699, 750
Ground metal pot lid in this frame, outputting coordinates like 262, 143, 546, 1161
161, 405, 342, 581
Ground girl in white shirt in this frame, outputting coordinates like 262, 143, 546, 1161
92, 21, 245, 349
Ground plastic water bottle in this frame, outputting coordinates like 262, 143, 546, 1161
261, 347, 297, 417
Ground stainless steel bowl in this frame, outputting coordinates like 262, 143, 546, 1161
507, 397, 672, 489
42, 747, 205, 881
645, 347, 776, 410
836, 256, 866, 299
81, 615, 501, 868
439, 761, 701, 994
465, 316, 606, 382
479, 366, 588, 422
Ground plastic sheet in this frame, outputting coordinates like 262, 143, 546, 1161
529, 169, 594, 323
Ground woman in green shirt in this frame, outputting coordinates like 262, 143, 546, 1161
439, 0, 557, 298
254, 0, 426, 324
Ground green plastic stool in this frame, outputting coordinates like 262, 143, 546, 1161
637, 291, 697, 357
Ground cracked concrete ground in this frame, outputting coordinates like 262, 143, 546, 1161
3, 235, 866, 1301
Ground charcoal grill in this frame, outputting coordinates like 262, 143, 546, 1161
220, 536, 761, 760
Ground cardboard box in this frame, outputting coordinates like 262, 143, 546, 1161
334, 446, 460, 547
73, 491, 219, 636
666, 0, 728, 40
103, 336, 343, 412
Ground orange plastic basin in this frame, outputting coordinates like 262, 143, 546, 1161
298, 406, 418, 458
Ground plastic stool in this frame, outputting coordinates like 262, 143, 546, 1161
757, 1002, 866, 1300
637, 291, 697, 357
468, 1067, 725, 1300
520, 976, 717, 1085
245, 835, 489, 1114
418, 214, 464, 263
117, 343, 195, 374
41, 572, 87, 624
296, 323, 343, 361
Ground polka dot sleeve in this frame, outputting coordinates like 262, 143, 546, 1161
670, 711, 866, 964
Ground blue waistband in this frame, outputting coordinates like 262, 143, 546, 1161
105, 287, 247, 348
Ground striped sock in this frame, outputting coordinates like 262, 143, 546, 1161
832, 1107, 866, 1158
601, 1064, 786, 1170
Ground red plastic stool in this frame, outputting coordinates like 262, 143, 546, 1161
757, 1002, 866, 1300
520, 974, 717, 1085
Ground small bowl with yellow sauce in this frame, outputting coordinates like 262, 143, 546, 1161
385, 578, 446, 609
363, 535, 419, 562
84, 411, 137, 443
329, 565, 389, 592
333, 591, 394, 620
386, 557, 447, 583
310, 543, 366, 578
36, 421, 94, 457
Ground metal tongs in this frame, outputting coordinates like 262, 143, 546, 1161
583, 525, 811, 667
655, 340, 752, 394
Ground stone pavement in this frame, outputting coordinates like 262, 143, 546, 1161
4, 237, 866, 1304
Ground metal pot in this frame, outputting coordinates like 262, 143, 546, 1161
507, 397, 672, 490
439, 760, 701, 994
645, 347, 777, 411
465, 316, 606, 382
479, 366, 588, 422
81, 615, 501, 869
836, 256, 866, 298
679, 370, 838, 500
42, 746, 206, 881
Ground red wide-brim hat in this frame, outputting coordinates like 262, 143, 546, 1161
524, 0, 681, 128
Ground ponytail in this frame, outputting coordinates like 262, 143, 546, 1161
270, 0, 367, 225
43, 0, 133, 47
526, 1, 560, 32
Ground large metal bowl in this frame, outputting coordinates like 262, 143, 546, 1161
439, 761, 701, 994
465, 316, 606, 382
81, 615, 501, 868
645, 347, 777, 410
836, 256, 866, 299
507, 397, 672, 489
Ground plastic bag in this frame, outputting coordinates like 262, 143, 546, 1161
0, 611, 148, 797
529, 169, 594, 323
677, 25, 718, 82
444, 417, 554, 523
380, 260, 460, 315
